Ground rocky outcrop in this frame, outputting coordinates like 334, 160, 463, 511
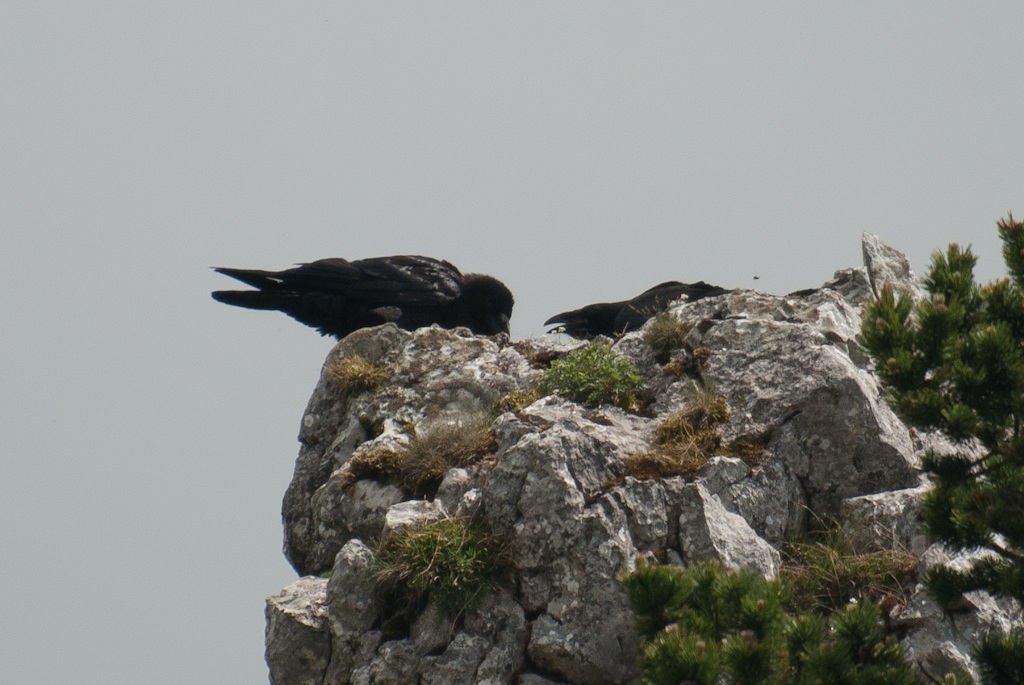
264, 235, 1018, 684
284, 325, 535, 575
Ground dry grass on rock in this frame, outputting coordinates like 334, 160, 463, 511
344, 417, 497, 500
645, 313, 690, 357
621, 388, 732, 482
781, 523, 919, 614
326, 354, 389, 397
402, 419, 497, 499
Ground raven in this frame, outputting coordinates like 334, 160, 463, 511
212, 255, 514, 339
545, 280, 729, 338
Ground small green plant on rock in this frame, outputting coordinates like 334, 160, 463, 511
535, 341, 645, 410
374, 517, 512, 620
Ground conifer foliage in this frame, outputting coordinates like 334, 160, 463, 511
858, 213, 1024, 682
620, 560, 924, 685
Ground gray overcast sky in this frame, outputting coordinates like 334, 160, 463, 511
2, 3, 1021, 684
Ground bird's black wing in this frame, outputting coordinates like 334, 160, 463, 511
612, 281, 688, 333
547, 280, 731, 339
344, 255, 463, 306
614, 280, 730, 333
544, 300, 629, 338
212, 255, 467, 339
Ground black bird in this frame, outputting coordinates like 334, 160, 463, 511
212, 255, 514, 339
545, 280, 729, 338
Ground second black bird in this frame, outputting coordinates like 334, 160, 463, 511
545, 280, 729, 338
212, 255, 514, 339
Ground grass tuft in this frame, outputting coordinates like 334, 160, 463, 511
374, 517, 513, 620
346, 449, 405, 482
623, 387, 730, 481
326, 354, 389, 396
646, 313, 691, 356
781, 520, 919, 614
661, 347, 714, 379
622, 447, 710, 481
721, 434, 769, 467
490, 388, 542, 419
402, 418, 497, 499
655, 396, 729, 448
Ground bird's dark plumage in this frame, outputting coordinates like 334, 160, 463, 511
212, 255, 514, 339
545, 280, 729, 338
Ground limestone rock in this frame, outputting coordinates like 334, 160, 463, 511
266, 577, 331, 685
349, 639, 421, 685
840, 485, 928, 554
614, 251, 921, 539
466, 590, 528, 685
381, 500, 446, 541
410, 603, 456, 657
455, 488, 484, 518
324, 539, 379, 685
482, 398, 645, 683
518, 676, 568, 685
677, 482, 780, 579
418, 632, 492, 684
435, 467, 475, 515
310, 476, 404, 561
889, 545, 1024, 681
284, 324, 534, 575
600, 477, 668, 554
862, 231, 926, 302
284, 325, 412, 576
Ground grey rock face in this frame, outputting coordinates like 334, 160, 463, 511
381, 500, 446, 541
862, 231, 926, 302
482, 398, 644, 683
266, 233, 1017, 685
311, 476, 405, 561
284, 324, 535, 576
618, 266, 920, 538
419, 633, 492, 684
677, 482, 780, 579
349, 639, 421, 685
468, 591, 528, 685
266, 577, 331, 685
840, 486, 929, 554
518, 676, 568, 685
324, 539, 379, 685
601, 477, 668, 554
898, 546, 1023, 681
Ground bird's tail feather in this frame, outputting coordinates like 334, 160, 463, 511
212, 267, 281, 289
211, 290, 292, 311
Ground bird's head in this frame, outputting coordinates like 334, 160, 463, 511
457, 274, 514, 336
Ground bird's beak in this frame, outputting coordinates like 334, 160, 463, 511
496, 313, 510, 335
